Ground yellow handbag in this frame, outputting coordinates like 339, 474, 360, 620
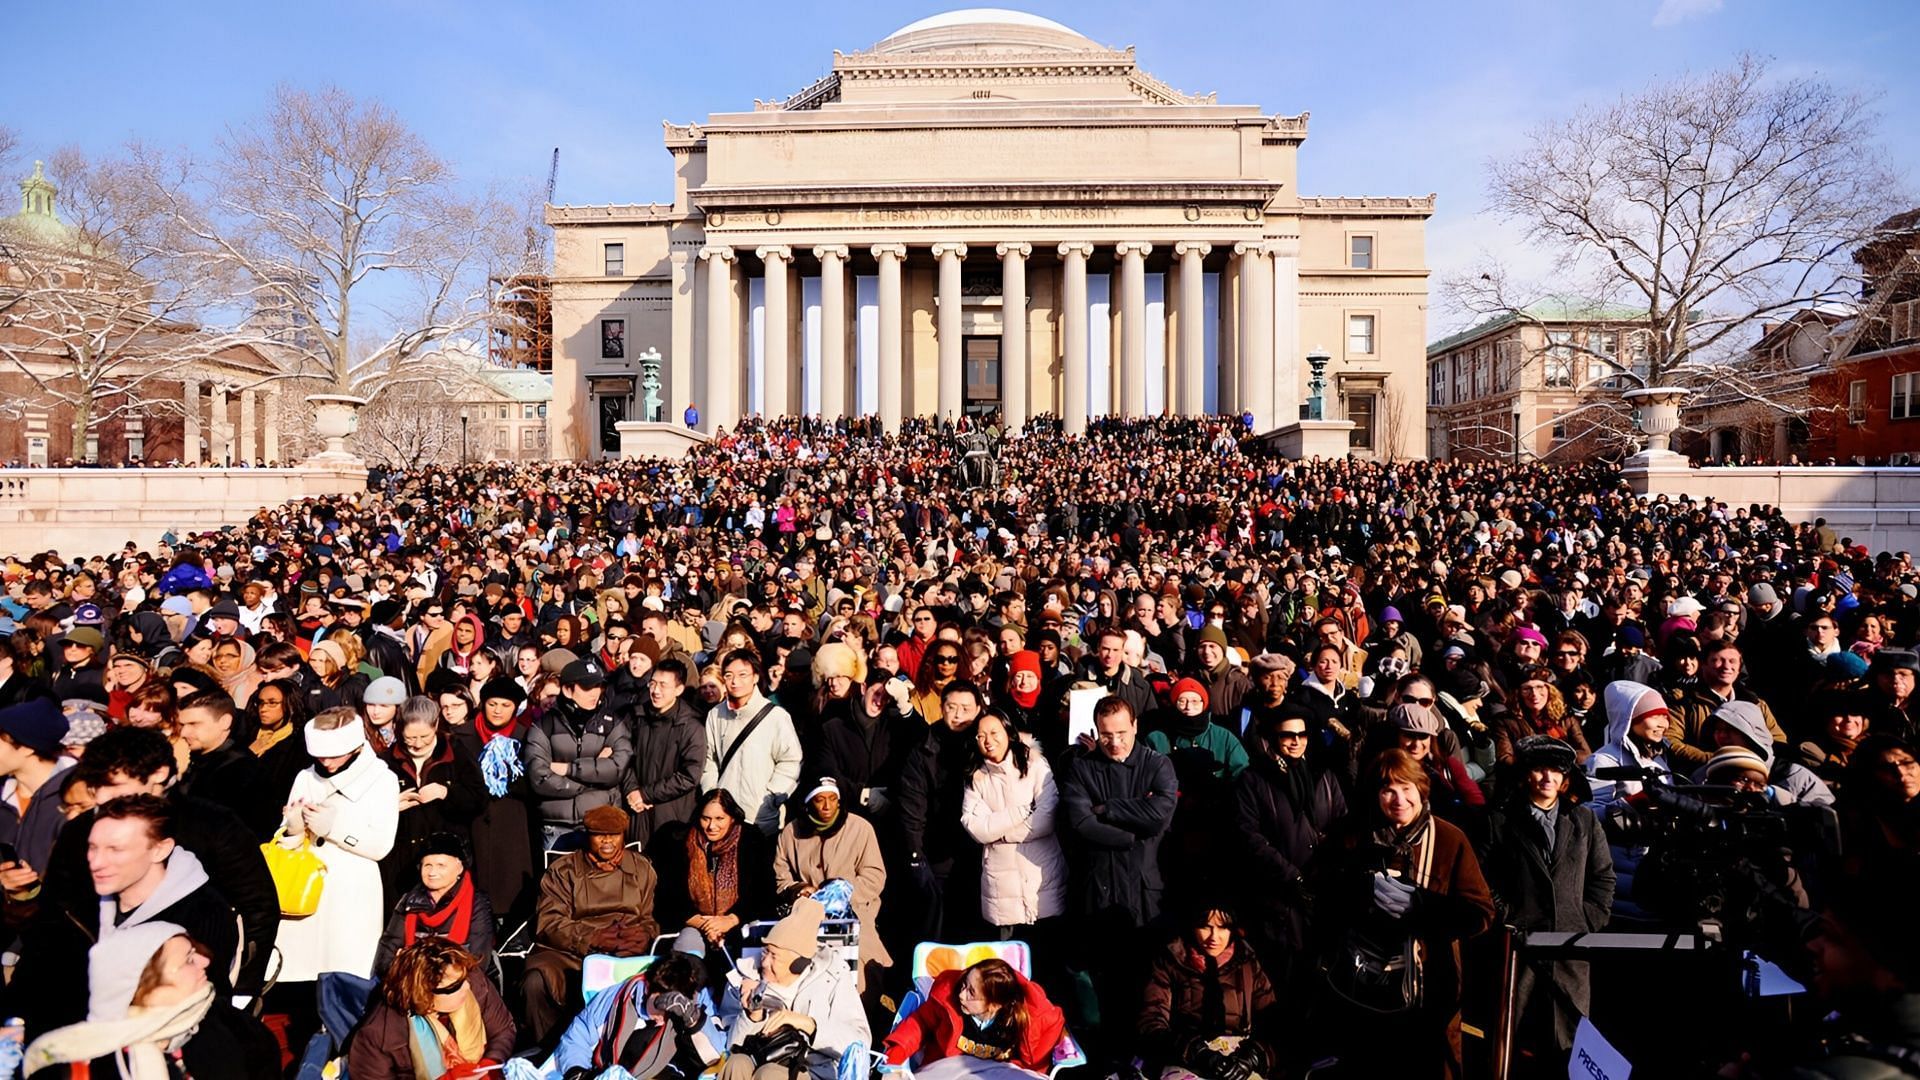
261, 829, 327, 918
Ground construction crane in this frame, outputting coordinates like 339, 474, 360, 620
546, 147, 560, 204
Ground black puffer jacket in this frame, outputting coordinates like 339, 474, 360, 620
524, 697, 632, 826
1233, 752, 1346, 953
1057, 742, 1178, 924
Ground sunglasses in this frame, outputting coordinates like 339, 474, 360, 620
433, 977, 466, 996
1401, 695, 1436, 706
1277, 730, 1310, 740
933, 655, 960, 666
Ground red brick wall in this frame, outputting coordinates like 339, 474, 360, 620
1810, 345, 1920, 460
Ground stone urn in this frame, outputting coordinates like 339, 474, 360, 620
1622, 386, 1690, 455
304, 394, 367, 464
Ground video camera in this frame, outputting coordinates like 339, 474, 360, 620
1596, 771, 1836, 947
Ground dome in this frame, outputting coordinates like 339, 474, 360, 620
875, 8, 1098, 52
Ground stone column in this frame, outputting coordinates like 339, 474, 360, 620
1116, 242, 1152, 417
932, 243, 967, 419
1235, 242, 1275, 430
1175, 242, 1211, 416
1271, 238, 1301, 425
669, 250, 695, 424
181, 378, 201, 465
814, 246, 849, 420
700, 246, 736, 434
210, 384, 231, 465
872, 243, 906, 431
1058, 242, 1094, 436
262, 389, 280, 464
996, 243, 1030, 432
757, 246, 792, 419
238, 388, 257, 464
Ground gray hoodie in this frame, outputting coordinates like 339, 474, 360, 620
1695, 700, 1834, 806
97, 847, 212, 939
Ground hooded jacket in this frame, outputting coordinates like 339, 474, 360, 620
1693, 700, 1835, 806
882, 966, 1064, 1071
525, 695, 633, 827
1586, 681, 1675, 813
961, 738, 1068, 926
624, 693, 706, 846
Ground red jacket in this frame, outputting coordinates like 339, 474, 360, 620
882, 968, 1064, 1071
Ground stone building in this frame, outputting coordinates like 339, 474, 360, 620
1425, 299, 1645, 462
0, 162, 290, 466
545, 8, 1434, 459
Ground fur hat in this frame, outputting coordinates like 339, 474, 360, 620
810, 641, 868, 688
583, 804, 630, 836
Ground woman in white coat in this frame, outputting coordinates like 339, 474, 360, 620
960, 713, 1067, 936
277, 706, 401, 983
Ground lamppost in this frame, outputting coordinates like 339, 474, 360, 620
459, 408, 469, 463
1303, 349, 1331, 420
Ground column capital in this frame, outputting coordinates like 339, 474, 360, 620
1057, 241, 1095, 258
1174, 241, 1213, 258
698, 245, 735, 262
755, 245, 793, 262
1115, 241, 1154, 258
870, 243, 906, 260
930, 242, 968, 260
1232, 241, 1271, 257
1267, 237, 1302, 259
994, 242, 1032, 259
812, 245, 850, 261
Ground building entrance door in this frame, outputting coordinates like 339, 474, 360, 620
597, 394, 626, 455
963, 336, 1001, 416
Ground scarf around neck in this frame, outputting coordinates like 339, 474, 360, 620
405, 873, 476, 951
407, 991, 485, 1080
686, 823, 742, 917
24, 982, 215, 1080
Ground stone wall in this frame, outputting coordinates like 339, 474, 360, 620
1625, 463, 1920, 554
0, 466, 368, 556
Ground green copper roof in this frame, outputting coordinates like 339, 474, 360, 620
1428, 296, 1647, 356
2, 161, 80, 249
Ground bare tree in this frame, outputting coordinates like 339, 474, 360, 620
0, 126, 19, 174
155, 85, 527, 402
353, 377, 465, 469
1453, 55, 1904, 425
0, 148, 263, 459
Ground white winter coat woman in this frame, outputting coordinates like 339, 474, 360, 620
276, 726, 400, 982
960, 734, 1067, 927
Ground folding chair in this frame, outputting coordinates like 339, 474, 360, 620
850, 940, 1085, 1080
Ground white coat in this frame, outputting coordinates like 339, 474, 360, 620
960, 739, 1067, 927
700, 691, 804, 835
276, 747, 400, 982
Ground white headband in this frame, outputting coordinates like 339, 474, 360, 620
305, 721, 366, 759
806, 777, 840, 802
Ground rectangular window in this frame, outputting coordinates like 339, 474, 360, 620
601, 318, 625, 359
126, 434, 144, 461
1587, 331, 1617, 387
537, 403, 548, 419
1347, 393, 1376, 449
1348, 314, 1376, 356
1453, 356, 1466, 402
1893, 373, 1919, 420
1545, 331, 1575, 388
499, 405, 509, 420
1850, 380, 1868, 425
522, 404, 536, 420
604, 243, 624, 276
1552, 415, 1567, 440
1474, 345, 1490, 396
1349, 235, 1374, 270
1628, 332, 1651, 386
521, 429, 540, 450
1430, 363, 1444, 405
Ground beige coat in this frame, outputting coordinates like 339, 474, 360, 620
774, 811, 892, 987
960, 740, 1067, 926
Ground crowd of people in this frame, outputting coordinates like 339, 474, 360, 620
0, 411, 1915, 1080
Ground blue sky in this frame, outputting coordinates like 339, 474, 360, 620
7, 0, 1917, 335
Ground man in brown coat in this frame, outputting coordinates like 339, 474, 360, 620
520, 804, 658, 1047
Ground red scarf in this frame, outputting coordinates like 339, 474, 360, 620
474, 711, 520, 746
405, 872, 476, 949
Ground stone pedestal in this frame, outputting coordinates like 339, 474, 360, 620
1262, 419, 1356, 460
612, 421, 713, 460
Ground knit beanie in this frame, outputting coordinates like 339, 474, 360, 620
1703, 746, 1769, 785
1006, 650, 1044, 709
764, 896, 825, 957
1170, 677, 1210, 711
